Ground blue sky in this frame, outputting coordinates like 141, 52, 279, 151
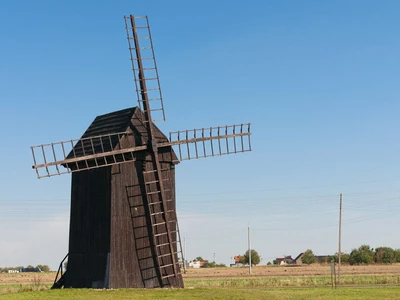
0, 0, 399, 269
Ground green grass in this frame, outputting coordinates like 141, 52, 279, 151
1, 275, 400, 299
185, 275, 400, 288
0, 284, 50, 295
1, 287, 400, 300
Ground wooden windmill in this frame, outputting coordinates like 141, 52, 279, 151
30, 15, 252, 289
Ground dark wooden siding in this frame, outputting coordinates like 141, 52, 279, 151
65, 167, 111, 288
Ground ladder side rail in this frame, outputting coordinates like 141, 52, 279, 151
145, 16, 165, 121
175, 219, 186, 274
125, 16, 143, 110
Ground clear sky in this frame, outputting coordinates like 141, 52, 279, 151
0, 0, 399, 269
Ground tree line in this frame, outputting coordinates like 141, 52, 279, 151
0, 264, 50, 273
297, 245, 400, 265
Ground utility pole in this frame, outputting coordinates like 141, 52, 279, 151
213, 252, 216, 267
248, 226, 252, 274
338, 193, 342, 283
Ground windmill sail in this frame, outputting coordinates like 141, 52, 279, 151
30, 131, 145, 178
168, 123, 251, 161
31, 123, 251, 178
125, 15, 165, 122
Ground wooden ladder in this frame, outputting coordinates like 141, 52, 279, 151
142, 168, 184, 284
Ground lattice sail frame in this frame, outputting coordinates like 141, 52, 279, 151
31, 123, 251, 178
125, 15, 165, 122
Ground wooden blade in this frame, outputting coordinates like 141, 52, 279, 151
167, 123, 252, 161
30, 132, 146, 178
125, 15, 165, 123
31, 123, 251, 178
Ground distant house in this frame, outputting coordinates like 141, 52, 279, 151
231, 255, 246, 267
275, 256, 295, 265
188, 260, 200, 268
294, 252, 331, 264
188, 259, 208, 268
294, 253, 304, 265
315, 255, 331, 263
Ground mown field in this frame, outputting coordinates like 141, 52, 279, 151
1, 264, 400, 299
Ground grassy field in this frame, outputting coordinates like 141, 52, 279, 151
1, 265, 400, 299
1, 287, 400, 300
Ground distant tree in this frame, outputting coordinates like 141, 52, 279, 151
267, 262, 272, 266
273, 259, 279, 265
195, 256, 204, 261
349, 245, 374, 265
395, 249, 400, 263
320, 256, 329, 264
238, 255, 246, 264
301, 249, 316, 265
202, 261, 216, 268
244, 249, 261, 266
27, 265, 34, 268
333, 252, 350, 264
374, 247, 395, 264
216, 263, 227, 268
36, 265, 50, 272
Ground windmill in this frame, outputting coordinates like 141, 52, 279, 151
30, 15, 252, 289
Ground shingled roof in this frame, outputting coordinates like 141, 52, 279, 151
63, 107, 174, 170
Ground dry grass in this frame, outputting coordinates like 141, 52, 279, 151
182, 263, 400, 280
1, 264, 399, 294
0, 272, 54, 285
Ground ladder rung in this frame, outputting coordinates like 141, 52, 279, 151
158, 252, 172, 258
143, 168, 169, 174
130, 57, 154, 61
149, 199, 172, 206
151, 209, 174, 216
138, 98, 162, 102
154, 222, 166, 226
147, 190, 161, 195
156, 242, 170, 247
154, 232, 168, 237
129, 46, 152, 51
151, 108, 163, 112
133, 67, 156, 71
151, 211, 164, 216
127, 26, 149, 30
160, 263, 174, 269
145, 180, 159, 185
162, 273, 181, 279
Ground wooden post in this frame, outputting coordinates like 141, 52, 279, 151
338, 193, 342, 284
248, 226, 252, 274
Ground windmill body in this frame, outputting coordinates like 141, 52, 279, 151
30, 15, 251, 289
64, 107, 181, 288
